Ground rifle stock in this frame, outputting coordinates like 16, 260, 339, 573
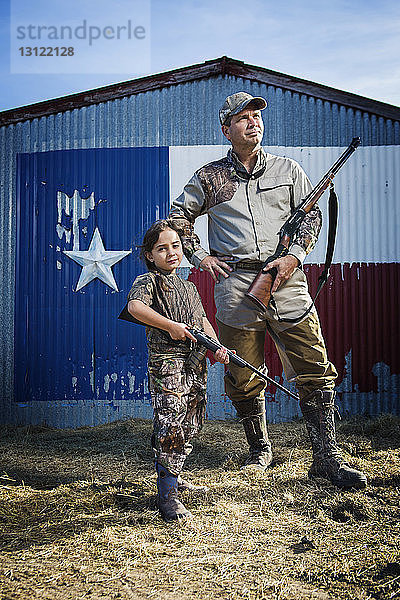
246, 239, 291, 310
246, 268, 276, 311
245, 137, 361, 311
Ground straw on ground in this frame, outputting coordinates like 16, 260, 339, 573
0, 415, 399, 600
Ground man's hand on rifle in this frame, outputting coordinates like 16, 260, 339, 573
264, 254, 300, 294
199, 255, 233, 283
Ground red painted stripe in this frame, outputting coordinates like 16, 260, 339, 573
189, 263, 400, 394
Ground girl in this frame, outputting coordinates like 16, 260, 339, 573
128, 219, 228, 522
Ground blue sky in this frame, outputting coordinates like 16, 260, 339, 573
1, 0, 400, 111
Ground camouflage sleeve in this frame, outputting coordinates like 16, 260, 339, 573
169, 173, 209, 268
127, 273, 155, 305
288, 160, 322, 264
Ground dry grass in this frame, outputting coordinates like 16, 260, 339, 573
0, 414, 399, 600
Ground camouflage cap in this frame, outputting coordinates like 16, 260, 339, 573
219, 92, 267, 125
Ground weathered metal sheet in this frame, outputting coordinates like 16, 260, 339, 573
14, 147, 169, 426
178, 145, 400, 423
190, 263, 400, 424
3, 57, 400, 126
1, 70, 399, 426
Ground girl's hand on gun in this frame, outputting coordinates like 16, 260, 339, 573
167, 322, 197, 342
214, 346, 229, 365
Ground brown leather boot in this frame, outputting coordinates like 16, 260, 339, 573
300, 391, 367, 490
235, 399, 273, 471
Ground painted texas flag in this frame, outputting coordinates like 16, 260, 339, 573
14, 144, 399, 421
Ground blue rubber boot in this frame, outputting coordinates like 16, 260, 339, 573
155, 463, 192, 521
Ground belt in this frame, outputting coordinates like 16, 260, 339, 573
228, 260, 264, 272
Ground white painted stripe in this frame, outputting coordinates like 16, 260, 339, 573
169, 145, 400, 264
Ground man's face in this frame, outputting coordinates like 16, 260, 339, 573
222, 107, 264, 151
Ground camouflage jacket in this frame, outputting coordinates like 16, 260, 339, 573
169, 148, 321, 268
127, 270, 205, 358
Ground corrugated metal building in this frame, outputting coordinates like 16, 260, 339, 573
1, 56, 399, 427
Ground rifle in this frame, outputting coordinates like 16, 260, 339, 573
187, 328, 299, 401
117, 306, 299, 401
246, 137, 361, 312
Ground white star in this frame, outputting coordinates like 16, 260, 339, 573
63, 227, 131, 292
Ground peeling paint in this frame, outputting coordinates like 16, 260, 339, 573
56, 224, 71, 244
103, 374, 110, 393
372, 363, 400, 393
336, 352, 353, 393
127, 371, 135, 394
56, 190, 97, 250
89, 353, 95, 393
336, 351, 399, 414
103, 372, 118, 393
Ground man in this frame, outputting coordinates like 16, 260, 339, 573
170, 92, 367, 489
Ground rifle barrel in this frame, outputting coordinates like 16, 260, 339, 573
189, 329, 300, 401
301, 137, 361, 208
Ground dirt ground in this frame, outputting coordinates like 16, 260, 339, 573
0, 415, 399, 600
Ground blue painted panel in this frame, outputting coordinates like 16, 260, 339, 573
15, 147, 169, 406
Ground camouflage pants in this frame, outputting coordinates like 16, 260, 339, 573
148, 355, 207, 476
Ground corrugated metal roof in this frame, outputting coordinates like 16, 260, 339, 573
2, 77, 399, 152
1, 56, 400, 126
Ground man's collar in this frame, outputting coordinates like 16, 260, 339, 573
228, 147, 266, 179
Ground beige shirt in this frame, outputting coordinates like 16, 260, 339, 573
170, 148, 320, 327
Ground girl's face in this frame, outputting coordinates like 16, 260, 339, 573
146, 228, 183, 273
